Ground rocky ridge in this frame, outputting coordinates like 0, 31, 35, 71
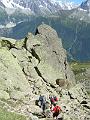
0, 24, 90, 120
80, 0, 90, 11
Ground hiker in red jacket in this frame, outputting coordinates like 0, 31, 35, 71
51, 102, 61, 119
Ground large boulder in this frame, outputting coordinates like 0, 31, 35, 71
25, 24, 75, 88
9, 24, 76, 97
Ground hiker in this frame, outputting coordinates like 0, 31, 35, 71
39, 95, 46, 113
49, 95, 58, 108
51, 102, 61, 119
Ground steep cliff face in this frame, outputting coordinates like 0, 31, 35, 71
0, 24, 89, 120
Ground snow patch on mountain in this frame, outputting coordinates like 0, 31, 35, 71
0, 0, 80, 17
1, 0, 13, 8
1, 0, 26, 9
0, 0, 78, 10
51, 0, 78, 10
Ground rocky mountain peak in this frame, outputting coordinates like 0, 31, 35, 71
0, 0, 78, 15
80, 0, 90, 11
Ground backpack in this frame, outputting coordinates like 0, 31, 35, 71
51, 98, 55, 103
39, 95, 46, 104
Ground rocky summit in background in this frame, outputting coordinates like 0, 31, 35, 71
80, 0, 90, 11
0, 24, 90, 120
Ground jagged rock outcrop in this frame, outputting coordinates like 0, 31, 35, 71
25, 24, 75, 88
0, 24, 75, 100
0, 24, 89, 120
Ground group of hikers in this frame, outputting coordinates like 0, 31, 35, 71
38, 94, 62, 119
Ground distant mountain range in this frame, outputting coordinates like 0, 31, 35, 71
0, 0, 78, 14
0, 0, 90, 62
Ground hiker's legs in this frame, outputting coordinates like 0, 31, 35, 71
53, 112, 59, 120
56, 112, 59, 119
39, 101, 42, 107
42, 103, 46, 113
53, 112, 56, 119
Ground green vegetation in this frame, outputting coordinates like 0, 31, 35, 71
70, 61, 90, 80
70, 62, 90, 95
72, 68, 86, 75
70, 61, 90, 72
70, 62, 88, 75
0, 107, 26, 120
0, 98, 23, 108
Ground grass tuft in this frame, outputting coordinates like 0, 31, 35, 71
0, 107, 26, 120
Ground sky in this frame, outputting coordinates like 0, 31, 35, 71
70, 0, 85, 4
57, 0, 85, 4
